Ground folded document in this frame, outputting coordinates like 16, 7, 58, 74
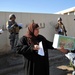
38, 41, 45, 56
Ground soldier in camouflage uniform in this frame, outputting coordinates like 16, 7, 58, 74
6, 14, 22, 52
55, 17, 67, 36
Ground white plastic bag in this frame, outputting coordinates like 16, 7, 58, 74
65, 52, 75, 66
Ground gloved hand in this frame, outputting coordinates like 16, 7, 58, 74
19, 26, 22, 29
14, 24, 18, 27
65, 33, 67, 36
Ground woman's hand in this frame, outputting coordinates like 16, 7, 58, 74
58, 46, 69, 54
33, 45, 40, 50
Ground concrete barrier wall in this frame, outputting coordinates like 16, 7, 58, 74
0, 11, 75, 52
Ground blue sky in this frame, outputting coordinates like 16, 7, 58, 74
0, 0, 75, 13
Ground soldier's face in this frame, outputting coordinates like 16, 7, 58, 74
11, 17, 16, 21
58, 21, 61, 24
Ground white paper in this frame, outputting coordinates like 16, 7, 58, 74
38, 41, 45, 56
18, 23, 23, 28
0, 29, 3, 34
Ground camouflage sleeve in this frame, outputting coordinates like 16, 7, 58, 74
55, 24, 59, 31
6, 21, 9, 30
6, 21, 14, 30
63, 25, 67, 33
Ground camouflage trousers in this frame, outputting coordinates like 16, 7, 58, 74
9, 33, 19, 52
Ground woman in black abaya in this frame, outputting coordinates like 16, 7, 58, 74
16, 23, 68, 75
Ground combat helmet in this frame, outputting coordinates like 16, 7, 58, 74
9, 14, 16, 19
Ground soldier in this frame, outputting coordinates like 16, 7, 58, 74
55, 17, 67, 36
6, 14, 22, 52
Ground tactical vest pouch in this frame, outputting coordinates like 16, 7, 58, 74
15, 27, 19, 33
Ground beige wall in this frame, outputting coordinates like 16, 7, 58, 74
0, 11, 75, 52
